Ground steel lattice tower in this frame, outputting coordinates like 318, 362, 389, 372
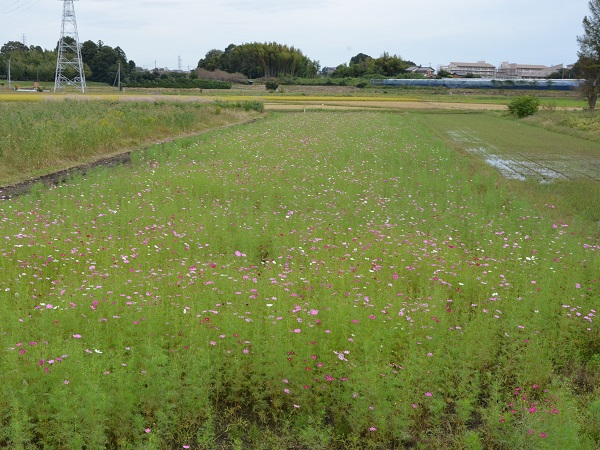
54, 0, 86, 93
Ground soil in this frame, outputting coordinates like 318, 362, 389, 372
0, 152, 132, 200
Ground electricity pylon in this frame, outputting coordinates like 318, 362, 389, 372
54, 0, 86, 93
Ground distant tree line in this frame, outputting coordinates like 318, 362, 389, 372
0, 39, 132, 85
198, 42, 320, 79
0, 38, 231, 89
331, 52, 416, 78
125, 69, 230, 89
0, 41, 57, 82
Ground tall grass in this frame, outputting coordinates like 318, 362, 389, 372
0, 99, 261, 185
528, 109, 600, 143
0, 111, 597, 449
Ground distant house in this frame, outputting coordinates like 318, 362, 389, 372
405, 66, 435, 77
440, 61, 497, 78
497, 62, 564, 79
321, 67, 337, 76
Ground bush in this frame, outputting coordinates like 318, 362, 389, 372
508, 96, 540, 118
195, 68, 248, 84
265, 81, 279, 91
123, 78, 231, 89
213, 99, 264, 113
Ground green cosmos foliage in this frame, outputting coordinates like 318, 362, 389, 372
0, 111, 597, 449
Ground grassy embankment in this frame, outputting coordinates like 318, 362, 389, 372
0, 98, 263, 186
0, 110, 598, 449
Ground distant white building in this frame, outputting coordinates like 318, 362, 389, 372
439, 60, 567, 79
441, 61, 497, 78
497, 62, 564, 79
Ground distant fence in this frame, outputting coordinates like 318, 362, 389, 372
370, 78, 582, 91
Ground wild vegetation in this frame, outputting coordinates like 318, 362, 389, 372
508, 96, 541, 118
0, 108, 597, 449
0, 99, 261, 185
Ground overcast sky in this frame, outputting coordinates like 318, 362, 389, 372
0, 0, 591, 71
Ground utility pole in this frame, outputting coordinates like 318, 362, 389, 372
54, 0, 86, 93
113, 61, 121, 90
7, 59, 11, 89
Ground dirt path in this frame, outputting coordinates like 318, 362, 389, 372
264, 101, 507, 111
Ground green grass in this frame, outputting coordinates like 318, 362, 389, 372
0, 99, 261, 185
0, 111, 597, 449
527, 109, 600, 142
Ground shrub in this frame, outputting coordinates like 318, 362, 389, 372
265, 81, 279, 91
123, 78, 231, 89
195, 68, 248, 84
213, 99, 264, 113
508, 96, 540, 118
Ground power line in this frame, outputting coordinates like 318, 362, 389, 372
0, 0, 41, 18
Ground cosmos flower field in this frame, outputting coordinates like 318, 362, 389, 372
0, 111, 598, 449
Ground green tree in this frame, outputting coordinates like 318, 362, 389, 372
1, 40, 29, 54
332, 52, 414, 78
577, 0, 600, 110
81, 40, 99, 65
196, 42, 318, 79
80, 41, 130, 84
198, 49, 224, 71
0, 42, 57, 82
349, 53, 371, 65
